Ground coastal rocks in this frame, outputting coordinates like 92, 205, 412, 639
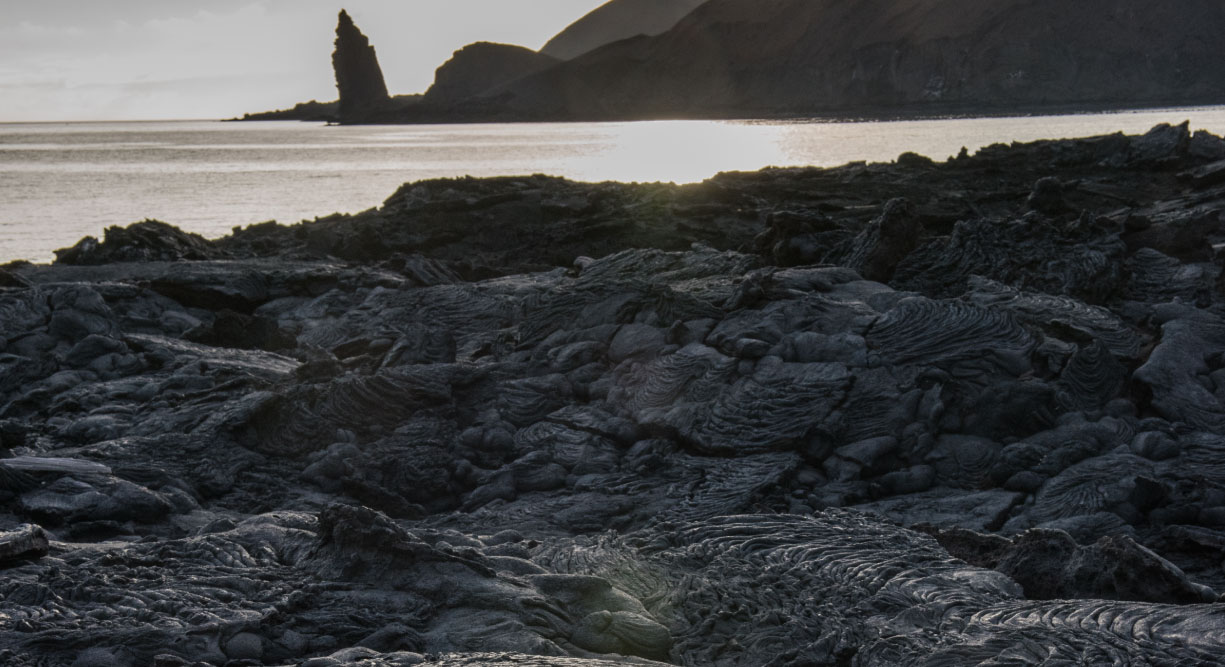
929, 526, 1217, 604
569, 611, 672, 660
0, 524, 49, 564
18, 474, 175, 527
610, 347, 851, 455
891, 213, 1128, 302
53, 220, 218, 265
332, 10, 391, 123
995, 530, 1216, 604
1133, 309, 1225, 431
1125, 121, 1192, 167
1026, 176, 1071, 215
0, 268, 31, 288
860, 488, 1022, 531
1122, 208, 1220, 262
964, 277, 1144, 359
7, 127, 1225, 663
839, 197, 921, 282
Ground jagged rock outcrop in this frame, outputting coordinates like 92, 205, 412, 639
424, 43, 560, 105
332, 9, 391, 123
54, 220, 219, 265
8, 126, 1225, 664
540, 0, 709, 61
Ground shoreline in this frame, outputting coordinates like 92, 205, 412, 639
10, 106, 1225, 268
9, 99, 1224, 127
3, 119, 1211, 274
230, 97, 1225, 126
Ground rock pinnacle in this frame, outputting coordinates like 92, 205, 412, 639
332, 9, 391, 123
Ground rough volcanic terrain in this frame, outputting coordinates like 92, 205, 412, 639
6, 123, 1225, 665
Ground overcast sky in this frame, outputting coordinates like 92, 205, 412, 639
0, 0, 608, 121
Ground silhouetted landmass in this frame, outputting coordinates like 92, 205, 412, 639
332, 9, 392, 123
243, 0, 1225, 124
424, 43, 560, 105
430, 0, 1225, 122
239, 0, 709, 121
234, 99, 339, 122
8, 124, 1225, 663
540, 0, 708, 61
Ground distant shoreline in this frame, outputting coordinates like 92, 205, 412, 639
7, 108, 1225, 266
230, 98, 1225, 127
5, 100, 1223, 126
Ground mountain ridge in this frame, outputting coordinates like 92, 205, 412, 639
540, 0, 708, 61
473, 0, 1225, 121
241, 0, 1225, 124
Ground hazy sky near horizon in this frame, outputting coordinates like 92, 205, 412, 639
0, 0, 609, 121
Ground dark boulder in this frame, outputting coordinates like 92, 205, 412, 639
53, 220, 218, 265
996, 529, 1217, 604
0, 269, 30, 288
841, 197, 922, 282
1026, 177, 1071, 216
927, 525, 1218, 604
186, 310, 296, 351
0, 524, 48, 565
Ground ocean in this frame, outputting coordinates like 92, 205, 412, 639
4, 107, 1225, 264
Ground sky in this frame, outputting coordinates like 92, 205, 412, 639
0, 0, 609, 122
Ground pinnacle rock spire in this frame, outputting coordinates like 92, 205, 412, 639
332, 9, 391, 123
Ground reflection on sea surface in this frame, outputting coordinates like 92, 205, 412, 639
3, 106, 1225, 262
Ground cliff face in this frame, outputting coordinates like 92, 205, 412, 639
332, 9, 391, 122
424, 43, 560, 105
540, 0, 708, 61
469, 0, 1225, 120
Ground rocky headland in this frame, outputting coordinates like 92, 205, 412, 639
423, 44, 560, 108
466, 0, 1225, 122
247, 0, 1225, 125
6, 123, 1225, 664
236, 100, 341, 123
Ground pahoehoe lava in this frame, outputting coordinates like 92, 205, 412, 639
6, 123, 1225, 665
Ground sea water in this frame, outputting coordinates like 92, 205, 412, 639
4, 107, 1225, 264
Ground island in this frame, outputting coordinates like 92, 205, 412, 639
244, 0, 1225, 125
